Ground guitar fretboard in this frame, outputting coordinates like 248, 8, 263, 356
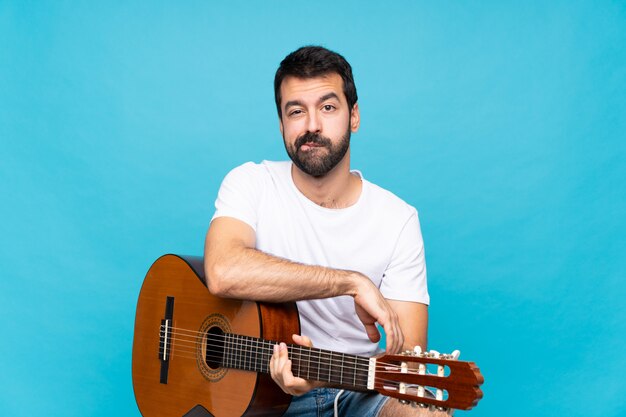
221, 333, 370, 390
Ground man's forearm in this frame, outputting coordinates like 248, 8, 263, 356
204, 217, 404, 352
205, 245, 362, 302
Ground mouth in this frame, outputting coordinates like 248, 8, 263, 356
300, 142, 325, 152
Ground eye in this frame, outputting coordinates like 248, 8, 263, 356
322, 104, 336, 112
289, 109, 304, 117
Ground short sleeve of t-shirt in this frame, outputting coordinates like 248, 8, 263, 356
379, 210, 430, 305
212, 162, 265, 231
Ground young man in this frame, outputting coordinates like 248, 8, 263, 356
205, 46, 441, 416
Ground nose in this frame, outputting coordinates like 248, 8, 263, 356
306, 112, 321, 133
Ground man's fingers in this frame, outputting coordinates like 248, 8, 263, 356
354, 291, 405, 352
269, 342, 314, 396
381, 315, 404, 354
388, 321, 405, 354
281, 352, 294, 385
364, 323, 381, 343
271, 343, 289, 376
292, 334, 313, 347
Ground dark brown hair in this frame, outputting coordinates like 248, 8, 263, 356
274, 46, 358, 118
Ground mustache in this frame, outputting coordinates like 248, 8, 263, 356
294, 132, 332, 149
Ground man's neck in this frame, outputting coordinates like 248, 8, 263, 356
290, 154, 362, 209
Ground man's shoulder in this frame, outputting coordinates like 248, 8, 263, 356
363, 177, 418, 217
224, 160, 290, 181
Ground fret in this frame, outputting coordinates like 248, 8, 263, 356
292, 347, 310, 380
254, 339, 263, 372
316, 348, 322, 381
339, 353, 345, 385
237, 334, 243, 370
256, 340, 263, 372
237, 336, 246, 369
217, 334, 370, 391
230, 334, 234, 369
329, 351, 341, 385
354, 357, 370, 389
249, 337, 255, 371
246, 335, 251, 371
235, 335, 242, 369
288, 345, 330, 381
306, 346, 311, 380
260, 341, 271, 373
246, 336, 252, 371
223, 334, 229, 368
247, 336, 253, 371
233, 334, 239, 370
292, 345, 299, 376
238, 334, 244, 370
320, 350, 333, 383
253, 339, 259, 372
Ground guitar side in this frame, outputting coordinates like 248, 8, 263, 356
132, 254, 299, 417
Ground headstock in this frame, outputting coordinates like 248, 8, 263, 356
372, 347, 484, 412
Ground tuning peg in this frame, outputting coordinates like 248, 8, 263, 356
428, 350, 440, 358
413, 345, 422, 356
440, 349, 461, 360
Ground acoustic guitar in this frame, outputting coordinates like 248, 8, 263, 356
132, 254, 483, 416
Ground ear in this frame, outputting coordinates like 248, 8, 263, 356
350, 103, 360, 133
278, 116, 284, 136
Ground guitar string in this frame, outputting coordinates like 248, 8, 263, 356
167, 334, 369, 373
160, 331, 449, 388
162, 352, 441, 401
169, 350, 433, 383
163, 327, 437, 372
165, 352, 366, 385
164, 327, 370, 365
168, 337, 369, 373
160, 348, 435, 391
163, 324, 416, 369
167, 330, 366, 364
163, 324, 425, 370
161, 329, 442, 376
167, 330, 372, 370
157, 323, 458, 398
170, 337, 434, 373
159, 349, 445, 395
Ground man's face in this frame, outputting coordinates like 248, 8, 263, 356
279, 73, 360, 177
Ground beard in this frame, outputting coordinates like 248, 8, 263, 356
284, 129, 351, 178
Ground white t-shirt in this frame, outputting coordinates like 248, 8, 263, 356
212, 160, 429, 356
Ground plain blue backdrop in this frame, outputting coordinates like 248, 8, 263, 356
1, 1, 625, 416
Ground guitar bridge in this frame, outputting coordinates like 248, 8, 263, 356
159, 296, 175, 384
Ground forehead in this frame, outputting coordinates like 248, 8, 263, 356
280, 73, 346, 105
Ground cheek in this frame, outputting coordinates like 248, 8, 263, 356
282, 122, 302, 141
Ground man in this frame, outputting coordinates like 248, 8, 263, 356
205, 46, 442, 416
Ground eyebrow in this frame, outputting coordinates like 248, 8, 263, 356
318, 92, 340, 103
284, 92, 341, 111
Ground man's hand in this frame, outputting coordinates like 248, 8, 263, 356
269, 334, 323, 396
353, 276, 404, 354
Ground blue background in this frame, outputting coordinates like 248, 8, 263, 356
1, 1, 625, 416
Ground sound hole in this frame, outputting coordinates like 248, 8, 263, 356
205, 326, 225, 369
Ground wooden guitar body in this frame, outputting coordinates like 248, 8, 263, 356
133, 255, 483, 415
132, 254, 299, 417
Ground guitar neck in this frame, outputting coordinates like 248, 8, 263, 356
222, 333, 371, 391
